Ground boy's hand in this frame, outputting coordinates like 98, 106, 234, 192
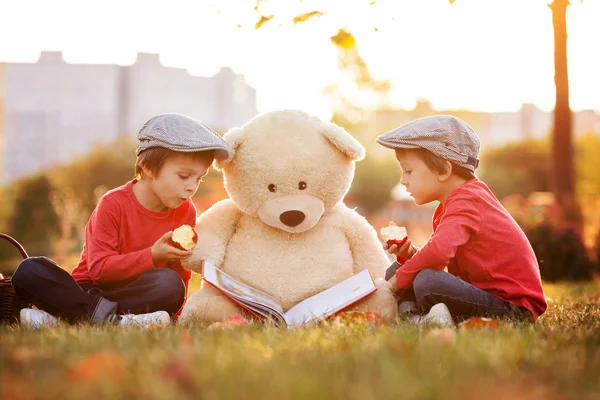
383, 237, 416, 261
151, 231, 194, 264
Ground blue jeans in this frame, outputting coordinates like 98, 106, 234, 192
398, 268, 532, 321
11, 257, 186, 324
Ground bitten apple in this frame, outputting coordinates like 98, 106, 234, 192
169, 225, 198, 251
379, 224, 408, 247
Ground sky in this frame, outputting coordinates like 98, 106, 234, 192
1, 0, 599, 120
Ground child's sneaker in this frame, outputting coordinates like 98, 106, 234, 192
20, 308, 59, 329
412, 303, 455, 328
118, 311, 171, 327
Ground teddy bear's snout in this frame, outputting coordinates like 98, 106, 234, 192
279, 210, 306, 227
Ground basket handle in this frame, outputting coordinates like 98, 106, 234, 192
0, 233, 29, 260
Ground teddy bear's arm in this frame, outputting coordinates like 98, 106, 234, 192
182, 199, 242, 273
339, 205, 392, 279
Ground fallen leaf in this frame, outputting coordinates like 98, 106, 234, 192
162, 354, 193, 388
9, 346, 51, 363
0, 373, 32, 400
179, 328, 193, 346
332, 311, 385, 325
67, 350, 125, 382
423, 327, 457, 344
207, 315, 249, 330
458, 317, 500, 330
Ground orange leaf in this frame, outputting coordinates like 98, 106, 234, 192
67, 350, 125, 382
254, 15, 272, 30
179, 328, 193, 346
9, 346, 51, 364
292, 11, 324, 24
458, 317, 500, 330
333, 311, 385, 325
330, 29, 356, 50
423, 327, 457, 344
207, 315, 249, 330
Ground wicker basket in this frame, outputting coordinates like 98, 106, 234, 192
0, 233, 30, 325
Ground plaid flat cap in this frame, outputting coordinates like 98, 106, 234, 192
376, 115, 480, 171
136, 113, 229, 160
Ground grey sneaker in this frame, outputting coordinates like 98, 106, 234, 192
412, 303, 455, 328
20, 308, 59, 329
119, 311, 171, 327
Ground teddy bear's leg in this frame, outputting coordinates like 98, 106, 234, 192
179, 284, 245, 327
345, 278, 399, 322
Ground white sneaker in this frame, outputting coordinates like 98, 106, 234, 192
20, 308, 59, 329
412, 303, 455, 328
119, 311, 171, 327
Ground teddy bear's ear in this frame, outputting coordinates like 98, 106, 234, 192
213, 127, 245, 170
320, 122, 366, 162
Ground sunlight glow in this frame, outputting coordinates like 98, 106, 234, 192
0, 0, 598, 119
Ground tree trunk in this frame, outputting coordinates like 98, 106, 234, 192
549, 0, 581, 227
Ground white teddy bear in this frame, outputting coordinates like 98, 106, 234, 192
179, 110, 398, 325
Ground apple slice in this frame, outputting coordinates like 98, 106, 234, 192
170, 225, 198, 251
379, 224, 408, 247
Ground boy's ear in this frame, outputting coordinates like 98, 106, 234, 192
141, 164, 154, 179
319, 122, 365, 162
438, 160, 453, 182
213, 127, 245, 171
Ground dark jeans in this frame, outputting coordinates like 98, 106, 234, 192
11, 257, 186, 324
398, 268, 533, 322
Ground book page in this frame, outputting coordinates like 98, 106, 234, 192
283, 270, 377, 328
202, 262, 286, 317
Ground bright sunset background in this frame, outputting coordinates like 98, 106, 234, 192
1, 0, 599, 119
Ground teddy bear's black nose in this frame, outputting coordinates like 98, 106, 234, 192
280, 210, 305, 227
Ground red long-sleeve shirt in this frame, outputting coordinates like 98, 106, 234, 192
396, 179, 547, 320
71, 180, 195, 296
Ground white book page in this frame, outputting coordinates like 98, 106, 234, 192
283, 270, 376, 328
202, 262, 285, 316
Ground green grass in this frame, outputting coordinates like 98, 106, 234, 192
2, 281, 600, 400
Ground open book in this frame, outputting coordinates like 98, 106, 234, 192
201, 261, 377, 328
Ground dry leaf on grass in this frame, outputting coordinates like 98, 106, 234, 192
9, 346, 51, 364
331, 311, 385, 326
67, 350, 125, 382
179, 327, 193, 346
207, 315, 249, 330
458, 317, 500, 330
422, 327, 457, 344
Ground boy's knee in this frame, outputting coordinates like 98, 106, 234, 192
11, 257, 49, 290
152, 269, 186, 300
413, 269, 446, 301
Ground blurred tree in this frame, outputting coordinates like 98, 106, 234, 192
51, 137, 137, 215
479, 139, 550, 200
575, 134, 600, 199
547, 0, 580, 227
250, 0, 585, 227
4, 174, 60, 258
348, 152, 401, 215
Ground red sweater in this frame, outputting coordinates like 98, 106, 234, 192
396, 179, 547, 320
71, 180, 195, 297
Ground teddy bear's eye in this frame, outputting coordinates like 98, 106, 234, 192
268, 184, 277, 193
298, 181, 307, 190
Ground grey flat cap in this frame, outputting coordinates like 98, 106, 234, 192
376, 115, 480, 171
136, 113, 230, 160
